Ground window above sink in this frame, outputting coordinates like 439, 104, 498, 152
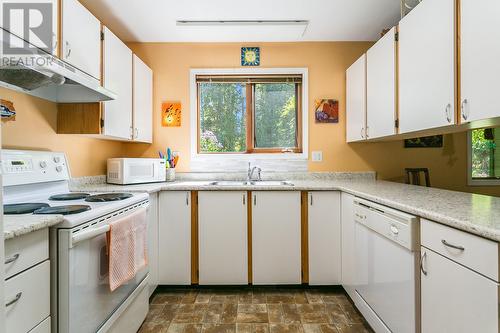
190, 68, 309, 172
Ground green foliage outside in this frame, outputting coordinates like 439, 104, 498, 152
254, 83, 297, 148
471, 129, 497, 178
199, 83, 246, 153
199, 82, 298, 153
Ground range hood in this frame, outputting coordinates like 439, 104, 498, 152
0, 28, 116, 103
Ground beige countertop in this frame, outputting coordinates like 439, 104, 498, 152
72, 178, 500, 242
4, 214, 64, 240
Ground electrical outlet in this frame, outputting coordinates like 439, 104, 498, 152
312, 151, 323, 162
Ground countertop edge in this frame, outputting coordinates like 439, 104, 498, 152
4, 215, 64, 240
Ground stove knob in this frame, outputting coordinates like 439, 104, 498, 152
56, 165, 63, 172
54, 156, 61, 163
39, 161, 47, 168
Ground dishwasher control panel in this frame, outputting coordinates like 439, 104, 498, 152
354, 198, 420, 251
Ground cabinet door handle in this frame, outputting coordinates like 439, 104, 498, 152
365, 126, 369, 139
461, 99, 468, 121
243, 194, 246, 205
4, 253, 19, 264
420, 251, 428, 276
5, 292, 22, 307
134, 128, 139, 139
52, 33, 58, 54
253, 194, 257, 206
445, 103, 452, 123
441, 239, 465, 251
360, 127, 365, 139
310, 194, 313, 206
65, 41, 71, 58
185, 192, 189, 206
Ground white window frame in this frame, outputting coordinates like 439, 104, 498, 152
190, 68, 309, 163
467, 130, 500, 186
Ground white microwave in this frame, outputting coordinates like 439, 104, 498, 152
107, 158, 166, 184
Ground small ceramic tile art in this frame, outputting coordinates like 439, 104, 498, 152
161, 102, 181, 127
315, 99, 339, 123
241, 47, 260, 66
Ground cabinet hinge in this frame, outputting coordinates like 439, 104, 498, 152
394, 32, 399, 42
100, 118, 104, 128
100, 31, 104, 41
395, 119, 399, 129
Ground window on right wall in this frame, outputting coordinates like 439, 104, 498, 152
468, 127, 500, 186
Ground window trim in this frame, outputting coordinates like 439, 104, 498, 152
467, 130, 500, 186
190, 68, 309, 161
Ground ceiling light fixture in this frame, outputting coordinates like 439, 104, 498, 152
176, 20, 309, 26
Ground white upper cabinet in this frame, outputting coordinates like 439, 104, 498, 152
366, 27, 397, 139
346, 54, 366, 142
61, 0, 100, 79
399, 0, 455, 133
133, 55, 153, 143
102, 26, 133, 140
460, 0, 500, 123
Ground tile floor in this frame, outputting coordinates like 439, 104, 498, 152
139, 287, 373, 333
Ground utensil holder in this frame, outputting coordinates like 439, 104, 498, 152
166, 168, 176, 182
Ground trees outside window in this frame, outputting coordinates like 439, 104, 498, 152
197, 76, 301, 154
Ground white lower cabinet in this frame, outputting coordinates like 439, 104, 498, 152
198, 191, 248, 285
308, 191, 341, 285
147, 193, 159, 295
29, 317, 51, 333
158, 191, 191, 285
252, 191, 301, 285
421, 247, 499, 333
340, 193, 356, 297
5, 260, 50, 333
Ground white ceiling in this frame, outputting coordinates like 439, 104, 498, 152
80, 0, 401, 42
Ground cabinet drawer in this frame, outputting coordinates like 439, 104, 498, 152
421, 219, 499, 281
29, 317, 51, 333
5, 229, 49, 279
5, 260, 51, 333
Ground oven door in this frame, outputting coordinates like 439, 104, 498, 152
57, 223, 148, 333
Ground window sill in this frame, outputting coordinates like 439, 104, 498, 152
468, 179, 500, 187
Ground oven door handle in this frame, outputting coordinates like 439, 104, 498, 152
69, 202, 150, 248
70, 224, 110, 248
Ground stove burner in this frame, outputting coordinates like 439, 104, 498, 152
49, 193, 90, 201
4, 203, 50, 215
33, 205, 91, 215
85, 193, 133, 202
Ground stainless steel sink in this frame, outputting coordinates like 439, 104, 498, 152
251, 180, 294, 186
209, 180, 294, 186
209, 181, 253, 186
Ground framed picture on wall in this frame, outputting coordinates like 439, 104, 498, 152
404, 135, 443, 148
315, 99, 339, 123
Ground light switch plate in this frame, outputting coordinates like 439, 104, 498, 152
312, 151, 323, 162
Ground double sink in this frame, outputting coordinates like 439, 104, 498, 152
208, 180, 294, 187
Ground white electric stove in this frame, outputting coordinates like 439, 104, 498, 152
2, 149, 150, 333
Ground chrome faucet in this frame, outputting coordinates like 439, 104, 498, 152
247, 162, 262, 182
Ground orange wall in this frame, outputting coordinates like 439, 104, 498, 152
1, 88, 123, 177
123, 42, 500, 196
1, 41, 498, 196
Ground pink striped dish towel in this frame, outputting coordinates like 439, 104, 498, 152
106, 207, 148, 292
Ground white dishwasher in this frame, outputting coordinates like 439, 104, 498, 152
353, 198, 420, 333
